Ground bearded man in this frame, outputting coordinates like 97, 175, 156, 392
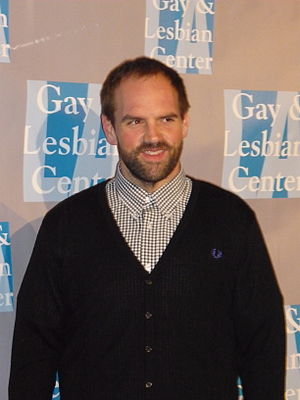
9, 56, 285, 400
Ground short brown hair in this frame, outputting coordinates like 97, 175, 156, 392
100, 56, 190, 125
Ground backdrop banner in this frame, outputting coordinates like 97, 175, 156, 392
0, 0, 10, 62
0, 222, 13, 312
144, 0, 215, 74
222, 90, 300, 199
286, 305, 300, 396
23, 80, 118, 202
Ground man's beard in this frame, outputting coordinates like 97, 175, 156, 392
117, 141, 183, 184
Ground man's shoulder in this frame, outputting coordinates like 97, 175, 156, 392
191, 177, 247, 202
190, 178, 255, 221
44, 180, 108, 222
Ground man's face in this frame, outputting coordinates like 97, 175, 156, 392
102, 73, 189, 191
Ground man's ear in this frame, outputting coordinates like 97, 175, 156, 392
182, 113, 189, 138
101, 114, 117, 145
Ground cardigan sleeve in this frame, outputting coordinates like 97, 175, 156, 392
234, 211, 286, 399
9, 211, 64, 400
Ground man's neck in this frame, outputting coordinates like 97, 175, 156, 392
119, 162, 182, 193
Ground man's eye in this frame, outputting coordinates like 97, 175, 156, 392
128, 119, 141, 125
162, 117, 174, 122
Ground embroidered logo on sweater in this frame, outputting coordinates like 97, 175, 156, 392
211, 248, 222, 259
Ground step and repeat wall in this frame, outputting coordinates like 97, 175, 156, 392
1, 1, 300, 398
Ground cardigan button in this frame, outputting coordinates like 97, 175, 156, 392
145, 381, 153, 388
145, 279, 153, 285
145, 311, 152, 319
145, 345, 152, 353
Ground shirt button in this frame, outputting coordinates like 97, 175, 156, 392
145, 346, 152, 353
145, 311, 152, 319
147, 221, 153, 230
145, 381, 152, 388
145, 196, 151, 203
145, 279, 153, 285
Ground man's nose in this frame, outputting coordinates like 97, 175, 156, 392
144, 122, 161, 142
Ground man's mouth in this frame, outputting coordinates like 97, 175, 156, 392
143, 149, 165, 156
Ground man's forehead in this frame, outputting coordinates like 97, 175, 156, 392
110, 73, 182, 122
116, 73, 172, 91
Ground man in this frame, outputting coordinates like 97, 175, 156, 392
9, 57, 285, 399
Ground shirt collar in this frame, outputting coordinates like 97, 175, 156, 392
114, 163, 189, 218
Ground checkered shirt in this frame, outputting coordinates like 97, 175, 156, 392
106, 165, 192, 273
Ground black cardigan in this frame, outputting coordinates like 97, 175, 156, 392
9, 179, 285, 399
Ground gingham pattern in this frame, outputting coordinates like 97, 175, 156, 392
106, 165, 192, 273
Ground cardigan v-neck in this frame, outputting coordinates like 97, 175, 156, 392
105, 167, 192, 272
98, 178, 200, 280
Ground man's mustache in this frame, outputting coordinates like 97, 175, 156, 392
137, 142, 171, 152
